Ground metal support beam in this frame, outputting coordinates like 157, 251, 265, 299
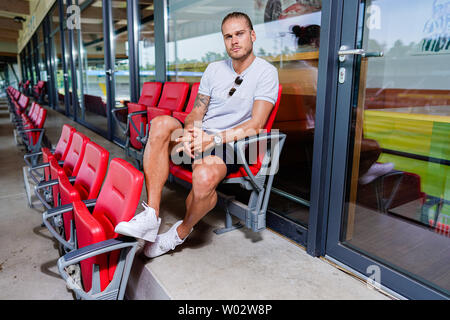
103, 0, 115, 141
127, 0, 140, 102
154, 0, 167, 82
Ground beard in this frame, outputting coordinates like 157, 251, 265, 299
228, 45, 253, 61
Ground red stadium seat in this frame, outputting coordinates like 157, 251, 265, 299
42, 141, 110, 252
35, 132, 90, 209
57, 158, 143, 300
127, 82, 163, 150
172, 82, 200, 124
125, 82, 189, 168
25, 124, 77, 182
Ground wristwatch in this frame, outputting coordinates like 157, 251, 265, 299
213, 134, 223, 146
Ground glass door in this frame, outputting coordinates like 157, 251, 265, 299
73, 0, 108, 136
326, 0, 449, 299
110, 0, 132, 144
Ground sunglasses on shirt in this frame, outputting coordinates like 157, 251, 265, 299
229, 76, 243, 96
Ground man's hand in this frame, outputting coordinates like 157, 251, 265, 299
174, 128, 195, 158
175, 127, 215, 157
190, 127, 215, 156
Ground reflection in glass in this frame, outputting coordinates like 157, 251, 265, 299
51, 29, 65, 113
166, 0, 322, 227
342, 0, 449, 296
75, 0, 108, 133
112, 0, 131, 142
139, 1, 156, 89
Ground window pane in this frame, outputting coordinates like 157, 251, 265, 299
167, 0, 322, 228
342, 0, 450, 296
139, 0, 156, 89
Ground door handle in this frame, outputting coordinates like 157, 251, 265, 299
338, 45, 384, 62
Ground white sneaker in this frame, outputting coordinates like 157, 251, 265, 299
143, 220, 192, 258
114, 202, 161, 242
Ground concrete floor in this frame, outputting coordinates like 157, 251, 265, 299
0, 99, 393, 300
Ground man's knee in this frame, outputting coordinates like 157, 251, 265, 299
148, 115, 178, 142
192, 166, 222, 198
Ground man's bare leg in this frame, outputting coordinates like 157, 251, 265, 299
177, 156, 227, 239
142, 115, 182, 216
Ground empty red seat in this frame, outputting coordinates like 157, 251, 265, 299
127, 82, 163, 150
35, 132, 90, 209
19, 104, 47, 153
147, 82, 190, 124
57, 158, 143, 299
26, 124, 77, 183
172, 82, 200, 124
125, 82, 189, 168
42, 141, 110, 251
33, 81, 45, 100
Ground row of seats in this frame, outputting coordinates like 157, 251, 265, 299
24, 124, 144, 300
115, 81, 287, 234
112, 81, 195, 168
32, 80, 47, 103
6, 86, 48, 154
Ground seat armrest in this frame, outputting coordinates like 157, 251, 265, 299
57, 237, 138, 300
128, 111, 148, 139
42, 199, 97, 251
111, 107, 129, 133
35, 178, 59, 190
233, 132, 287, 191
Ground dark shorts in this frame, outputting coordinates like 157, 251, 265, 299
173, 118, 240, 176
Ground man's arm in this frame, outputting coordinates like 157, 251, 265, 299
184, 93, 211, 129
174, 93, 211, 156
190, 99, 274, 154
219, 99, 274, 143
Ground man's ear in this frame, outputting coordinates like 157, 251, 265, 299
251, 30, 256, 42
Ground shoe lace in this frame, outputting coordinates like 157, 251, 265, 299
130, 202, 152, 223
158, 232, 178, 251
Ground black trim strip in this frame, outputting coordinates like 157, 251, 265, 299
382, 148, 450, 166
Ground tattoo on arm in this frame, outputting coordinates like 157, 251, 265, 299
193, 93, 210, 112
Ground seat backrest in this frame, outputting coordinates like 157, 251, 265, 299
138, 82, 163, 107
35, 106, 47, 129
264, 84, 283, 131
127, 102, 147, 150
49, 157, 66, 207
62, 131, 90, 177
27, 102, 37, 118
234, 84, 283, 176
184, 82, 200, 114
20, 94, 29, 111
155, 82, 189, 112
73, 141, 109, 201
30, 103, 40, 123
74, 158, 143, 292
58, 141, 109, 241
171, 82, 200, 124
126, 82, 163, 150
52, 124, 77, 161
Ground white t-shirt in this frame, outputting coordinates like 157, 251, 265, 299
198, 57, 279, 135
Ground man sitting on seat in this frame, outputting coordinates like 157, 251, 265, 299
115, 12, 279, 258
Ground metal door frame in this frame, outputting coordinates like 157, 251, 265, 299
323, 0, 448, 300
